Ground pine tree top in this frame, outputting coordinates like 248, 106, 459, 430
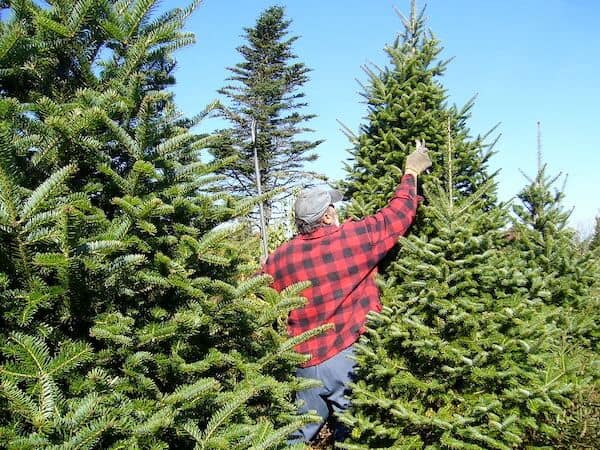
342, 2, 497, 223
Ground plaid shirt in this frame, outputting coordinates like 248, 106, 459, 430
262, 174, 418, 366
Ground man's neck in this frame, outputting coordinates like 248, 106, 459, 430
404, 168, 418, 178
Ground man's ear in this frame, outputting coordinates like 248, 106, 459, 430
321, 207, 335, 225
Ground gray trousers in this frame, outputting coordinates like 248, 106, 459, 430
288, 345, 356, 444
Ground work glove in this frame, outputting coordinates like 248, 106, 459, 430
405, 139, 432, 176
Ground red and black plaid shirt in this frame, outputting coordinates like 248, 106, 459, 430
262, 174, 418, 366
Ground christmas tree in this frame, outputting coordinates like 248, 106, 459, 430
509, 127, 599, 447
339, 156, 574, 449
511, 143, 599, 350
0, 1, 322, 447
339, 3, 577, 448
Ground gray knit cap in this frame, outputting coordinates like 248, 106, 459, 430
294, 186, 343, 224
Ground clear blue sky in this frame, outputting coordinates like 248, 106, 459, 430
166, 0, 600, 233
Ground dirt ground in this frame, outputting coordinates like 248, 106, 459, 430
309, 423, 335, 449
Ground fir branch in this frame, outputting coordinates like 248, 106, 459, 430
98, 163, 133, 195
256, 324, 334, 369
0, 22, 23, 60
57, 415, 115, 450
248, 416, 319, 450
132, 406, 175, 436
33, 10, 71, 37
0, 379, 37, 423
198, 386, 255, 448
102, 116, 142, 159
46, 341, 93, 378
161, 378, 219, 408
5, 332, 51, 374
38, 372, 56, 423
65, 0, 96, 35
20, 165, 77, 221
126, 0, 160, 38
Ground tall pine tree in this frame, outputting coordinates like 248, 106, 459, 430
213, 5, 323, 227
510, 124, 598, 350
339, 156, 574, 449
339, 2, 577, 448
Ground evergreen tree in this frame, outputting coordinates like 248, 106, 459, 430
0, 0, 110, 100
339, 3, 579, 447
511, 149, 599, 349
339, 161, 574, 449
510, 147, 600, 447
342, 1, 496, 223
212, 5, 323, 227
0, 1, 323, 447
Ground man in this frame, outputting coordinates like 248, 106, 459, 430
261, 141, 432, 444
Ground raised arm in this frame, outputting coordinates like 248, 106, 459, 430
352, 140, 432, 263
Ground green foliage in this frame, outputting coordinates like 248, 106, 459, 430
340, 171, 575, 449
541, 340, 600, 449
339, 3, 587, 448
509, 155, 600, 447
212, 5, 323, 227
0, 1, 319, 447
342, 1, 497, 223
2, 1, 594, 449
511, 160, 599, 345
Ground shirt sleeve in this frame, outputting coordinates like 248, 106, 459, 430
352, 174, 419, 263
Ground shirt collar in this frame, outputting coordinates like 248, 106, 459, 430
299, 224, 339, 240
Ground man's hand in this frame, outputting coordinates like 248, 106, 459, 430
405, 139, 432, 177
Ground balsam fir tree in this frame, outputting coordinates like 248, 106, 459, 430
0, 1, 323, 448
339, 151, 574, 449
339, 4, 578, 446
509, 129, 599, 447
511, 146, 599, 349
